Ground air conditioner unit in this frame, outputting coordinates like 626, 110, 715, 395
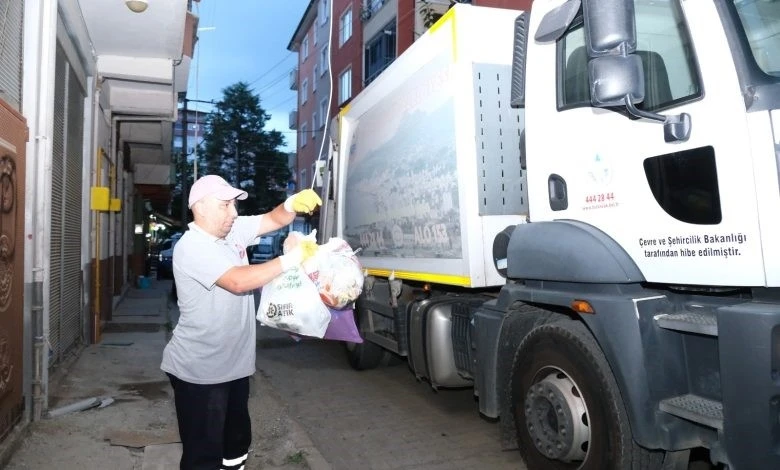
289, 110, 298, 130
289, 68, 299, 90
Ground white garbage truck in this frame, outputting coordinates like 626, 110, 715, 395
317, 1, 780, 468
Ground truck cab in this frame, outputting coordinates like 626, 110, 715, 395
321, 1, 780, 468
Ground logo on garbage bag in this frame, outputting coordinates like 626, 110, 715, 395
266, 302, 294, 319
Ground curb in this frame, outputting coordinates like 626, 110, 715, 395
287, 418, 332, 470
253, 373, 331, 470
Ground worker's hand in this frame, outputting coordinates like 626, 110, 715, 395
279, 240, 318, 271
284, 189, 322, 214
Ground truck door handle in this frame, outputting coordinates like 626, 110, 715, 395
548, 174, 568, 211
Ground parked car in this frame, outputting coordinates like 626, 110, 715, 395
250, 237, 276, 264
156, 233, 182, 279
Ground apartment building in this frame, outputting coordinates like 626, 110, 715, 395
289, 1, 532, 207
0, 0, 195, 448
288, 0, 357, 232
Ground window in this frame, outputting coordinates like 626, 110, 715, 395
300, 122, 308, 148
368, 0, 385, 14
313, 24, 318, 45
320, 46, 329, 75
312, 163, 318, 186
312, 112, 318, 138
301, 78, 309, 104
735, 0, 780, 77
300, 169, 308, 189
644, 146, 721, 225
313, 67, 318, 92
339, 67, 352, 104
302, 36, 310, 59
340, 8, 353, 47
559, 0, 701, 112
365, 21, 396, 85
319, 0, 329, 25
319, 98, 328, 129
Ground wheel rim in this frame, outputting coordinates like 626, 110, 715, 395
524, 367, 590, 464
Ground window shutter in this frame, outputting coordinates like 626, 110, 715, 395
0, 0, 25, 111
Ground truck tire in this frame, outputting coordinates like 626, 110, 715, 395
510, 318, 664, 470
344, 304, 384, 370
345, 338, 384, 370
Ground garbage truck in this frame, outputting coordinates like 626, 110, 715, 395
317, 1, 780, 468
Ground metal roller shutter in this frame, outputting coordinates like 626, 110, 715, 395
49, 43, 84, 365
62, 62, 84, 355
0, 0, 24, 111
49, 45, 66, 361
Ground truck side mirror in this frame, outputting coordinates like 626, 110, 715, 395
588, 54, 644, 107
582, 0, 691, 142
515, 0, 581, 108
582, 0, 635, 56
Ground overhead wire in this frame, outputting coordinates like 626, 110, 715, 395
248, 52, 294, 86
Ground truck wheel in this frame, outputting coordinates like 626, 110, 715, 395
345, 338, 384, 370
344, 305, 384, 370
511, 319, 663, 470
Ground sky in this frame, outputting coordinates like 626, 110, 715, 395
187, 0, 311, 153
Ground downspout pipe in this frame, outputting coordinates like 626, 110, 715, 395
23, 0, 58, 421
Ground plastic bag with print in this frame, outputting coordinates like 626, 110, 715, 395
257, 265, 331, 338
284, 231, 364, 310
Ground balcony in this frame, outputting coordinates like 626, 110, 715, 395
289, 67, 298, 90
289, 110, 298, 130
77, 0, 193, 211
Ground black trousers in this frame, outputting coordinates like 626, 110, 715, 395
167, 373, 252, 470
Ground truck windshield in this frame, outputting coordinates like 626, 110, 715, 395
733, 0, 780, 78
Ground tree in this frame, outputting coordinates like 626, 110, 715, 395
199, 82, 291, 215
419, 0, 469, 29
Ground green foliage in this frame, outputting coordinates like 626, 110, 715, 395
197, 82, 291, 215
418, 0, 467, 29
284, 450, 306, 465
418, 0, 441, 29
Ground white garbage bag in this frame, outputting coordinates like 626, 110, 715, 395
257, 265, 331, 338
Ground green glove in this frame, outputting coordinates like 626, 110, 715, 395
284, 189, 322, 214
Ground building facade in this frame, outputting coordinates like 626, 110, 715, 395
289, 0, 532, 221
0, 0, 194, 452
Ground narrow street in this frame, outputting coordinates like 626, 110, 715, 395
255, 328, 526, 470
255, 328, 719, 470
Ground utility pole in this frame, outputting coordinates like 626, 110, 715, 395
178, 97, 215, 227
181, 97, 189, 226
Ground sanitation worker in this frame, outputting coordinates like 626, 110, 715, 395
161, 174, 321, 470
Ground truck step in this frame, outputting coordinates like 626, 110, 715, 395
659, 394, 723, 430
654, 309, 718, 336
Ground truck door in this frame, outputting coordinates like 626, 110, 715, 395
525, 0, 764, 286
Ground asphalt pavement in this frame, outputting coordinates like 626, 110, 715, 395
255, 330, 525, 470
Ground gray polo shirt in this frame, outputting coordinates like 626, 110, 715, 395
161, 215, 262, 384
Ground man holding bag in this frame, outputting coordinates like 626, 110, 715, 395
161, 174, 321, 470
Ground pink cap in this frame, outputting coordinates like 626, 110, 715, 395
188, 175, 248, 208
